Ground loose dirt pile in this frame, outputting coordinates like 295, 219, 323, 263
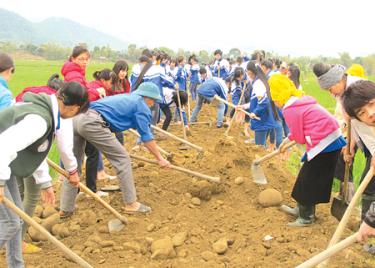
1, 104, 372, 268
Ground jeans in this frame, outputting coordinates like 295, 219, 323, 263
269, 121, 283, 148
0, 176, 24, 268
190, 94, 225, 127
160, 104, 172, 130
60, 110, 137, 212
189, 82, 199, 101
16, 176, 41, 238
255, 130, 271, 147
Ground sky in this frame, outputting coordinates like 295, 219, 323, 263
1, 0, 374, 57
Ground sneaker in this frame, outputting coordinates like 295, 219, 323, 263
217, 124, 223, 128
287, 217, 313, 227
96, 190, 109, 197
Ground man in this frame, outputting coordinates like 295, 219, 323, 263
211, 49, 230, 79
0, 82, 89, 268
60, 82, 171, 216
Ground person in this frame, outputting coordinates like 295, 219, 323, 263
161, 88, 188, 131
269, 74, 346, 227
260, 59, 275, 79
190, 77, 230, 128
61, 45, 90, 88
313, 63, 375, 223
0, 53, 15, 110
228, 67, 245, 118
199, 67, 209, 84
85, 69, 117, 194
288, 63, 302, 90
279, 62, 289, 75
112, 60, 131, 95
59, 82, 171, 217
239, 61, 280, 147
175, 56, 188, 92
211, 49, 230, 79
341, 80, 375, 246
0, 82, 89, 268
189, 55, 200, 101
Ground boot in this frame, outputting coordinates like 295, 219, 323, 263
287, 204, 315, 227
280, 204, 299, 217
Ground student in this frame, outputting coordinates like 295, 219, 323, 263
189, 55, 200, 100
61, 46, 90, 89
199, 67, 209, 84
87, 69, 115, 102
229, 67, 245, 118
0, 53, 15, 110
313, 63, 375, 224
341, 80, 375, 247
279, 62, 289, 75
239, 61, 279, 146
0, 82, 89, 267
112, 60, 131, 95
190, 77, 230, 128
175, 56, 188, 92
161, 88, 188, 130
288, 63, 302, 90
269, 74, 346, 227
260, 59, 275, 79
59, 82, 171, 216
211, 49, 230, 79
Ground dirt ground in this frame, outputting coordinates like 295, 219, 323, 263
1, 103, 373, 268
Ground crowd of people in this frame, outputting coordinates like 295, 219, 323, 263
1, 45, 375, 267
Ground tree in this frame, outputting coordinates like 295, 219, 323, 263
228, 48, 241, 59
339, 52, 352, 67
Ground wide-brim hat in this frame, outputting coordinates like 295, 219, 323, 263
134, 82, 162, 101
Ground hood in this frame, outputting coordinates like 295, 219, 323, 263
285, 95, 317, 109
61, 61, 85, 77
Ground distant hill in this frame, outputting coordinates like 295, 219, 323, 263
0, 8, 128, 50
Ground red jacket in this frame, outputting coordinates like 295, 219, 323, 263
111, 79, 130, 95
61, 61, 89, 89
87, 80, 112, 102
15, 86, 56, 102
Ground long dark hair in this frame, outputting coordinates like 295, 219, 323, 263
288, 64, 301, 89
232, 67, 244, 86
93, 69, 114, 81
112, 60, 129, 91
247, 61, 279, 120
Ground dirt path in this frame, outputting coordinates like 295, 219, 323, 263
1, 104, 372, 268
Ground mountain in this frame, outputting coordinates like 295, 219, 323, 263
0, 9, 128, 50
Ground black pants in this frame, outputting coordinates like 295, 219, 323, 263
85, 142, 99, 192
160, 104, 172, 130
115, 132, 124, 145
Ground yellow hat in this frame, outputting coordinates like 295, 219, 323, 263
269, 74, 303, 106
347, 64, 366, 78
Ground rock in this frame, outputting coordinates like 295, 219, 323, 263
68, 224, 81, 232
262, 241, 272, 249
258, 189, 283, 207
34, 205, 44, 218
81, 211, 97, 227
88, 235, 102, 243
42, 213, 60, 232
99, 259, 106, 264
98, 225, 109, 234
99, 240, 115, 248
123, 242, 141, 253
42, 205, 58, 219
57, 226, 70, 238
212, 238, 228, 255
191, 197, 201, 206
28, 226, 48, 242
151, 236, 176, 259
145, 237, 154, 245
184, 192, 192, 199
84, 241, 97, 248
147, 223, 156, 232
234, 177, 244, 185
108, 218, 125, 233
201, 251, 216, 261
172, 231, 188, 247
188, 180, 214, 201
177, 249, 188, 258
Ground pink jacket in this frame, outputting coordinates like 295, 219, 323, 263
61, 61, 88, 89
283, 96, 341, 160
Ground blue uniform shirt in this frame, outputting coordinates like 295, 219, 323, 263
0, 77, 13, 111
90, 94, 154, 142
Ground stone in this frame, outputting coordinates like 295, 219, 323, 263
34, 205, 44, 218
123, 242, 141, 253
191, 197, 201, 206
80, 211, 97, 227
28, 226, 48, 242
41, 213, 60, 232
188, 180, 214, 201
258, 189, 283, 207
98, 225, 109, 234
172, 231, 188, 247
147, 223, 156, 232
42, 205, 58, 219
212, 238, 228, 255
234, 177, 244, 185
99, 240, 115, 248
177, 249, 188, 258
150, 236, 176, 259
201, 251, 216, 261
108, 219, 125, 233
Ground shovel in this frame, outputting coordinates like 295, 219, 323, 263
251, 141, 296, 184
331, 120, 351, 221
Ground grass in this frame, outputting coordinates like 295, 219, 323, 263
9, 59, 115, 176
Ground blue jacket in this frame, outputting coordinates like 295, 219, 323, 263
247, 79, 277, 131
90, 94, 153, 142
197, 78, 228, 100
175, 66, 187, 91
0, 77, 13, 111
130, 64, 175, 103
211, 59, 230, 79
190, 64, 200, 84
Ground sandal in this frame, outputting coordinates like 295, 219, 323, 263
123, 203, 151, 214
59, 210, 73, 219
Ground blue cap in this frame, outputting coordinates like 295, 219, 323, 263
134, 82, 162, 101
